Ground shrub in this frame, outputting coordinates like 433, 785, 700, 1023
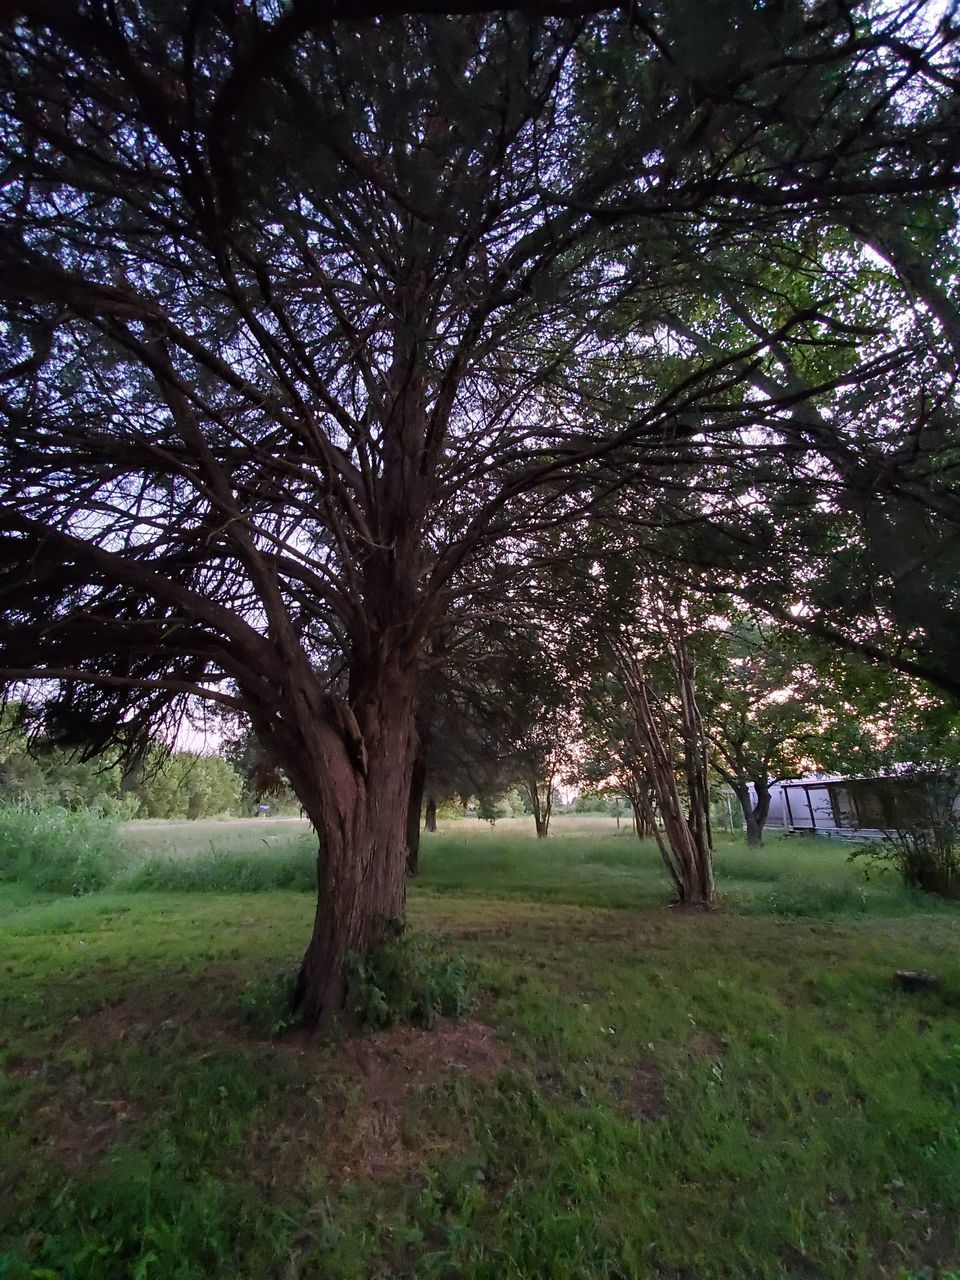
850, 771, 960, 899
0, 803, 124, 894
345, 933, 475, 1030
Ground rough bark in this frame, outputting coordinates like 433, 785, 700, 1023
257, 658, 419, 1032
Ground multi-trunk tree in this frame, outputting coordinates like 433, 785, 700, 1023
612, 604, 717, 907
1, 3, 958, 1025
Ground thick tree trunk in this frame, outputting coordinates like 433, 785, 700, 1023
731, 777, 771, 847
424, 795, 437, 832
406, 752, 426, 875
258, 659, 419, 1033
744, 808, 763, 847
753, 777, 772, 832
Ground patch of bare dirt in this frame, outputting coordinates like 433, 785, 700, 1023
3, 1057, 44, 1079
63, 979, 236, 1048
343, 1019, 507, 1086
611, 1063, 668, 1121
688, 1030, 726, 1060
65, 999, 160, 1047
63, 975, 281, 1055
35, 1094, 138, 1170
53, 999, 510, 1186
335, 1020, 509, 1179
248, 1020, 510, 1186
451, 926, 513, 942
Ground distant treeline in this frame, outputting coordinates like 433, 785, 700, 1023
0, 708, 296, 820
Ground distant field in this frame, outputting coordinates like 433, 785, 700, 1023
121, 814, 313, 858
119, 812, 627, 858
432, 814, 632, 837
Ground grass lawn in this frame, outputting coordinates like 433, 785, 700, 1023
1, 822, 959, 1279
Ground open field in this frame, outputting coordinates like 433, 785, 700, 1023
118, 813, 628, 858
117, 817, 960, 918
1, 824, 959, 1279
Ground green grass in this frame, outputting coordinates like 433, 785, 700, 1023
1, 823, 959, 1278
3, 804, 947, 920
416, 827, 950, 920
114, 817, 959, 920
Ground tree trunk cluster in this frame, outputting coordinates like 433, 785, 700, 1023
617, 635, 716, 908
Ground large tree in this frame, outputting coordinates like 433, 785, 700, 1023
1, 2, 958, 1025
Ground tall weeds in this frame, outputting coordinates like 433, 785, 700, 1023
0, 803, 125, 894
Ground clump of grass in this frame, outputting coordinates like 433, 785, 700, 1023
0, 803, 125, 894
345, 933, 475, 1030
118, 846, 316, 893
760, 877, 871, 918
711, 849, 781, 883
239, 967, 302, 1038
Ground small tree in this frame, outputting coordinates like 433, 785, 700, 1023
489, 636, 575, 840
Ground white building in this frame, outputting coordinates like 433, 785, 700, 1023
758, 770, 952, 840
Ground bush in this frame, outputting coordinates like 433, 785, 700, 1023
850, 771, 960, 899
0, 803, 124, 894
345, 933, 475, 1030
853, 833, 960, 899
